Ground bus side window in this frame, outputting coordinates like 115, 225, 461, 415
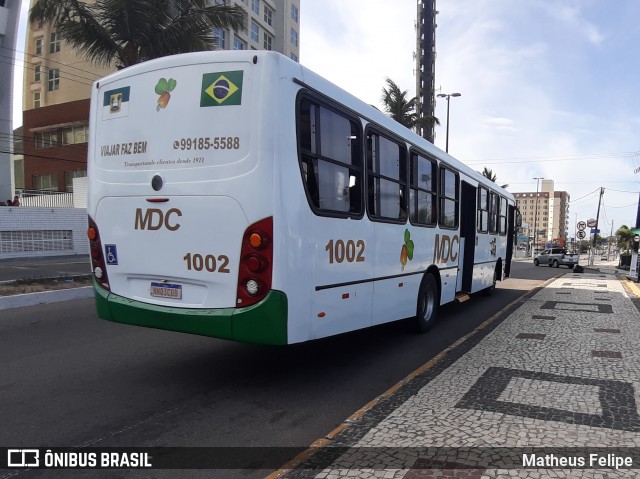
477, 187, 489, 233
409, 152, 436, 226
498, 197, 508, 235
296, 96, 362, 217
366, 131, 407, 222
489, 192, 498, 234
438, 167, 459, 228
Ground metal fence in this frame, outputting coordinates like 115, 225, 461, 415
18, 192, 75, 208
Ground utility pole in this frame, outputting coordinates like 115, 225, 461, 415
607, 220, 614, 259
591, 187, 604, 264
636, 191, 640, 229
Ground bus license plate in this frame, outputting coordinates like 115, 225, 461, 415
150, 282, 182, 300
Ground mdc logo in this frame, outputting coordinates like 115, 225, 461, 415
434, 234, 459, 264
134, 208, 182, 231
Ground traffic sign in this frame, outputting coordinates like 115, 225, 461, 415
587, 219, 597, 228
577, 221, 587, 231
590, 228, 600, 234
577, 230, 586, 240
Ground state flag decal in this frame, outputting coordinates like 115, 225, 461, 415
102, 86, 130, 120
200, 71, 243, 107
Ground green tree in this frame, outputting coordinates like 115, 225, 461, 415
480, 167, 508, 189
616, 224, 633, 254
381, 78, 439, 133
29, 0, 246, 69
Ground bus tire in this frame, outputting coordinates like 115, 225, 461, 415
483, 267, 498, 296
415, 273, 438, 333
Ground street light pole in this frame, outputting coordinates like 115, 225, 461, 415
532, 177, 544, 257
436, 92, 461, 153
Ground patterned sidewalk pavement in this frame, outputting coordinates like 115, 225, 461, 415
274, 272, 640, 478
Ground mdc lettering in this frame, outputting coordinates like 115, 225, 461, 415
434, 234, 459, 263
134, 208, 182, 231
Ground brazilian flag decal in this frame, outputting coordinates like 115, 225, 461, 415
200, 71, 243, 107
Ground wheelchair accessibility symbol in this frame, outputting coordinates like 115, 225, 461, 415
105, 244, 118, 265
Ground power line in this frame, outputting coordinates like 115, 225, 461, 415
0, 133, 91, 153
0, 148, 88, 165
0, 44, 107, 82
0, 58, 95, 87
468, 151, 640, 165
568, 188, 601, 205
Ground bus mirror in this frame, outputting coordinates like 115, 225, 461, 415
515, 210, 522, 228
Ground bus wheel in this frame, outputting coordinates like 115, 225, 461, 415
415, 273, 438, 333
484, 267, 497, 296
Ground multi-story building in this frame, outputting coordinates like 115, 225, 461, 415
0, 0, 22, 200
514, 179, 571, 251
215, 0, 300, 62
415, 0, 437, 142
21, 0, 300, 193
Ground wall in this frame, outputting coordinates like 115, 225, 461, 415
0, 207, 89, 259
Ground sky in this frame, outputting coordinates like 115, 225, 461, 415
12, 0, 640, 239
297, 0, 640, 239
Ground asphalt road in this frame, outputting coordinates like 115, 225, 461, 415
0, 255, 91, 282
0, 261, 564, 478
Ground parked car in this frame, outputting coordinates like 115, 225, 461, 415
534, 248, 579, 269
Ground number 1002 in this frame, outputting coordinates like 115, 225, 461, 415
325, 239, 365, 264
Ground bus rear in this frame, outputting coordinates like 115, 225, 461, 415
87, 51, 290, 345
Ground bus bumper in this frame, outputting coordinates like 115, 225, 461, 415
92, 279, 288, 345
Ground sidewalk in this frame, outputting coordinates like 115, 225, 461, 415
275, 268, 640, 478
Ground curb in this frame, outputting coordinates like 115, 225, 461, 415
0, 286, 94, 311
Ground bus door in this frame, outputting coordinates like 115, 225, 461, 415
505, 204, 516, 278
459, 181, 477, 292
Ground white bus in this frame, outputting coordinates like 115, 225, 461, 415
87, 51, 516, 345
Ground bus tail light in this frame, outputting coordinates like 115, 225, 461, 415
237, 217, 273, 307
87, 216, 111, 291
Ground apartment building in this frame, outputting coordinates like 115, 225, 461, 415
21, 0, 301, 193
513, 179, 571, 250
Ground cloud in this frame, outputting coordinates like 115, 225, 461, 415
545, 5, 605, 45
301, 0, 416, 108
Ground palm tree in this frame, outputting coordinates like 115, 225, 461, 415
480, 167, 508, 189
29, 0, 246, 69
616, 225, 633, 254
381, 78, 439, 133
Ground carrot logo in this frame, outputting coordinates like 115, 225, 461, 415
155, 78, 177, 111
400, 229, 415, 271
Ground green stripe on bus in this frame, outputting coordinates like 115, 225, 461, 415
92, 279, 288, 345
